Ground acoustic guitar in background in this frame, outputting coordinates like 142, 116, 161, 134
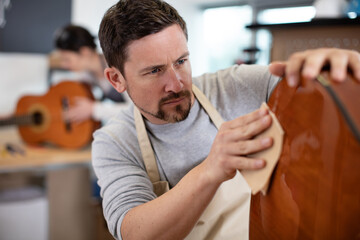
0, 81, 100, 149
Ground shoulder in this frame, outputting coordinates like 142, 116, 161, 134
192, 64, 280, 120
193, 64, 276, 91
92, 104, 140, 165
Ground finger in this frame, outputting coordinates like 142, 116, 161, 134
229, 156, 266, 170
348, 50, 360, 81
63, 108, 82, 123
286, 52, 306, 87
68, 113, 86, 123
301, 51, 327, 80
62, 111, 70, 121
229, 114, 272, 141
268, 61, 286, 77
226, 107, 269, 130
328, 51, 348, 82
67, 112, 79, 122
225, 137, 273, 156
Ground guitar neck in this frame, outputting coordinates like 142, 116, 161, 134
0, 114, 34, 127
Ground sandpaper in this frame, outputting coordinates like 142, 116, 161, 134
242, 102, 284, 195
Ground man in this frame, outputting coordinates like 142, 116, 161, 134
92, 0, 360, 239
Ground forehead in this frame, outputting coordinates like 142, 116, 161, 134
58, 50, 79, 58
126, 24, 188, 67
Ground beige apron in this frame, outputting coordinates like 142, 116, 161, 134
134, 85, 251, 240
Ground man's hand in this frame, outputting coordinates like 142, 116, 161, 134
63, 97, 94, 123
269, 48, 360, 87
201, 106, 273, 185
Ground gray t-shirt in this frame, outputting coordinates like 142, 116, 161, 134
91, 64, 280, 239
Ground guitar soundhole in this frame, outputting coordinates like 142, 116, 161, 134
32, 111, 43, 125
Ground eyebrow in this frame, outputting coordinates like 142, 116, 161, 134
139, 51, 190, 74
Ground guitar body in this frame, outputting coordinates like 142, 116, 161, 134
15, 81, 100, 149
250, 73, 360, 239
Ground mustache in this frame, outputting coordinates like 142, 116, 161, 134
159, 90, 191, 105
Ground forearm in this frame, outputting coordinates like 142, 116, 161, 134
121, 162, 220, 240
92, 101, 130, 121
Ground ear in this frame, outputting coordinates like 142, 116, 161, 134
104, 67, 127, 93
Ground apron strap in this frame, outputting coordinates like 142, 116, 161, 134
134, 84, 224, 186
191, 85, 224, 128
134, 106, 160, 183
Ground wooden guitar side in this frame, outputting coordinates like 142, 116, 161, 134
250, 73, 360, 239
15, 81, 100, 149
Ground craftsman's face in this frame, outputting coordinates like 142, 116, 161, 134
123, 24, 194, 124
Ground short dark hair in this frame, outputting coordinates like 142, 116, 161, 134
98, 0, 188, 76
54, 25, 97, 52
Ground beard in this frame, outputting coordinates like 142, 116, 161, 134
156, 90, 192, 122
129, 89, 192, 123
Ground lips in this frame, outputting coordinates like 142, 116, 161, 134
162, 96, 185, 105
160, 90, 190, 106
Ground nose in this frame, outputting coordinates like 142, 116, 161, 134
164, 67, 183, 93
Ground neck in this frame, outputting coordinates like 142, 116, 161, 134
0, 114, 35, 127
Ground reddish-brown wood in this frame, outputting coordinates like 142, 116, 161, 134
13, 81, 100, 149
250, 72, 360, 239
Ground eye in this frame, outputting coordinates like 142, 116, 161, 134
150, 68, 161, 74
177, 59, 186, 65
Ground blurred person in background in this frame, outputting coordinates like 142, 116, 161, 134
53, 24, 130, 123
